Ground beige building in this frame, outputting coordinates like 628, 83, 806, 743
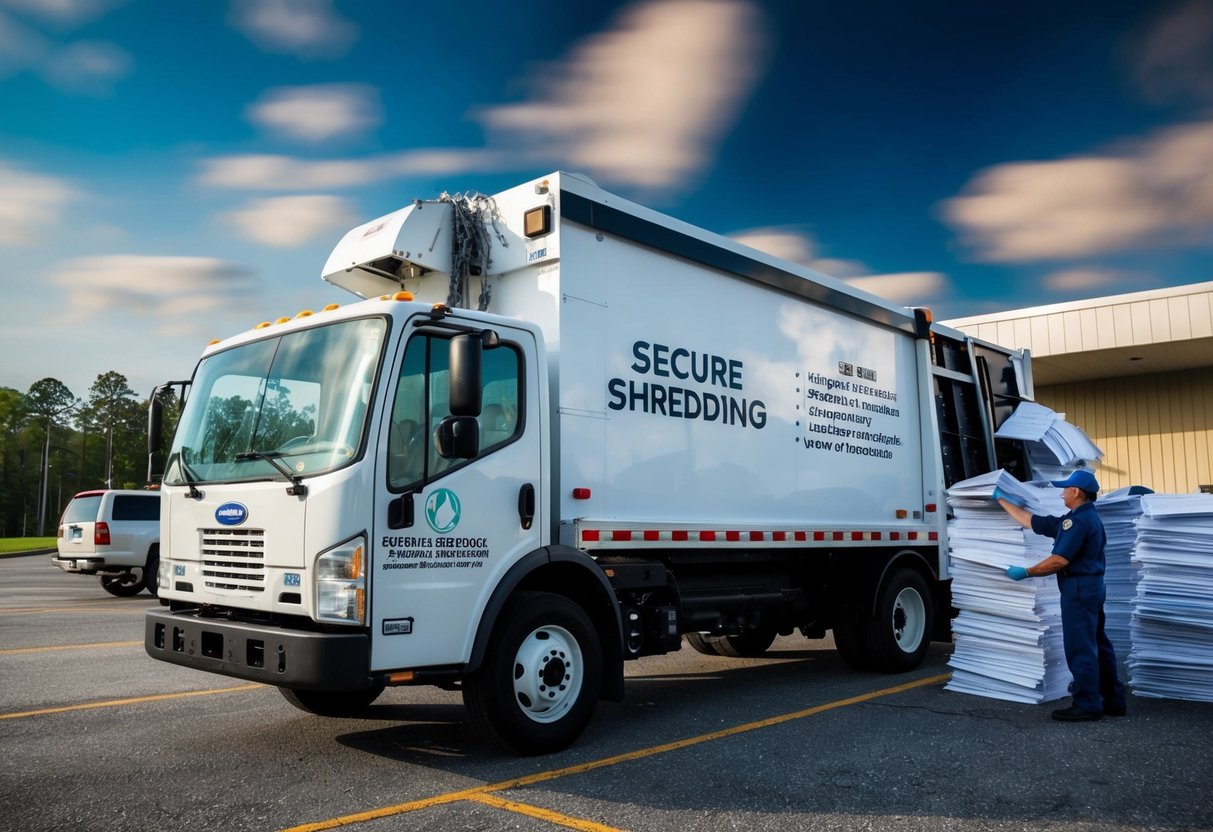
944, 281, 1213, 494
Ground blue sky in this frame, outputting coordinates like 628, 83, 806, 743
2, 0, 1211, 399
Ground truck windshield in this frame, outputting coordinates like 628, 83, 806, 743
164, 317, 387, 486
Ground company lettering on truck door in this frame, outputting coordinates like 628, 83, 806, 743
606, 340, 767, 429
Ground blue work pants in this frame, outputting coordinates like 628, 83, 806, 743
1058, 574, 1125, 714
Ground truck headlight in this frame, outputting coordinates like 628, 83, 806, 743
315, 535, 366, 625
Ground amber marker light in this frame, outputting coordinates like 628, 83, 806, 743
254, 322, 271, 329
295, 310, 313, 319
392, 291, 414, 301
388, 671, 415, 684
322, 303, 340, 312
274, 317, 291, 324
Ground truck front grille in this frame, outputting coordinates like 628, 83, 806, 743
200, 528, 266, 592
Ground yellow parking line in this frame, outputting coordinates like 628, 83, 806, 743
467, 793, 626, 832
283, 672, 951, 832
0, 640, 143, 656
0, 683, 263, 720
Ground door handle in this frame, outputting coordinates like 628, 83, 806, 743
388, 492, 415, 529
518, 483, 535, 530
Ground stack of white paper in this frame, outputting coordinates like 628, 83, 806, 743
1128, 493, 1213, 702
995, 401, 1103, 480
945, 471, 1073, 703
1095, 486, 1152, 663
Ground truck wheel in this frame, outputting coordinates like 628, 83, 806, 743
278, 683, 385, 716
100, 573, 143, 597
713, 628, 778, 658
685, 632, 722, 656
687, 628, 778, 658
866, 567, 933, 672
142, 547, 160, 596
832, 615, 877, 671
463, 591, 602, 755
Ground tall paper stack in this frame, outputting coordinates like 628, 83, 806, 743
1094, 486, 1152, 663
994, 401, 1103, 481
945, 471, 1072, 703
1128, 493, 1213, 702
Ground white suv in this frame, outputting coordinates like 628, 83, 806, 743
54, 490, 161, 597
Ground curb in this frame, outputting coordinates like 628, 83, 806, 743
0, 548, 55, 559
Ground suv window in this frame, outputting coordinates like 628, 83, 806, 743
62, 495, 103, 524
112, 495, 160, 522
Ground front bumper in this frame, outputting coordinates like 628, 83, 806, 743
144, 609, 374, 691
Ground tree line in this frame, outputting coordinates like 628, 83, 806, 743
0, 372, 178, 538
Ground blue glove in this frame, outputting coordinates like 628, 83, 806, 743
1006, 565, 1030, 581
992, 486, 1008, 502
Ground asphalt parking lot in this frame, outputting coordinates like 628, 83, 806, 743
3, 553, 1212, 832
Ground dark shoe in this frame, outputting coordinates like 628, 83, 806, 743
1104, 703, 1127, 717
1052, 705, 1102, 722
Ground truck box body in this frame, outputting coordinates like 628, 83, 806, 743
146, 172, 1031, 754
326, 173, 938, 542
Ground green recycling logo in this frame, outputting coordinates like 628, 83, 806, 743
425, 488, 461, 533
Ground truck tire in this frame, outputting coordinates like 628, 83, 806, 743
685, 632, 722, 656
866, 567, 933, 673
100, 573, 143, 597
142, 546, 160, 596
278, 683, 385, 716
463, 591, 602, 755
686, 629, 777, 658
832, 616, 877, 672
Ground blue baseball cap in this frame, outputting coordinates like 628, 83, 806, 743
1051, 469, 1100, 493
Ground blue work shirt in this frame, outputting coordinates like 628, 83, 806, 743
1031, 502, 1107, 577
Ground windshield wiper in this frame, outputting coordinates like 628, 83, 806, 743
235, 449, 308, 497
173, 449, 203, 500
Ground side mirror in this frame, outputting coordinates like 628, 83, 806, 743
448, 333, 483, 417
434, 416, 479, 460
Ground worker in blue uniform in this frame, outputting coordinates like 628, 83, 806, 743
993, 469, 1127, 722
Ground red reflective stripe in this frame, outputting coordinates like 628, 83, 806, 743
890, 532, 901, 541
813, 531, 825, 541
700, 531, 716, 542
872, 532, 882, 541
928, 531, 939, 541
725, 531, 740, 542
851, 531, 863, 541
672, 530, 689, 541
925, 503, 937, 513
643, 530, 660, 541
795, 531, 807, 541
772, 531, 786, 542
582, 530, 600, 542
749, 531, 764, 542
832, 532, 844, 541
908, 531, 919, 540
612, 530, 632, 542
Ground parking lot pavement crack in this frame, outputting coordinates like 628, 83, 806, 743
860, 700, 1026, 724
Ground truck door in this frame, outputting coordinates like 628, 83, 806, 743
370, 321, 542, 671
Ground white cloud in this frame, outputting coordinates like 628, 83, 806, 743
1041, 267, 1138, 293
0, 0, 121, 26
48, 255, 255, 336
730, 225, 951, 305
247, 84, 381, 143
476, 0, 768, 191
1133, 0, 1213, 105
0, 163, 76, 245
197, 149, 507, 191
0, 10, 129, 92
841, 272, 948, 305
221, 195, 356, 247
943, 119, 1213, 261
229, 0, 357, 59
42, 40, 131, 93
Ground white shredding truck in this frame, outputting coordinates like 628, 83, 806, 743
145, 171, 1034, 753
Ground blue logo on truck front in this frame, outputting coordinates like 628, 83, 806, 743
215, 502, 248, 526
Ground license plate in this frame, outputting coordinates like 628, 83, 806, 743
70, 528, 82, 541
